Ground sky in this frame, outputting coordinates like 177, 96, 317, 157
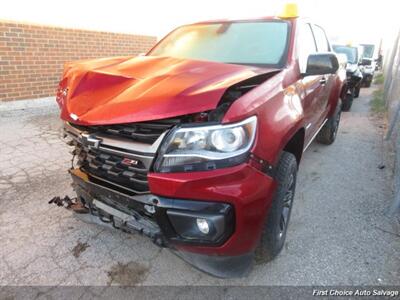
1, 0, 399, 50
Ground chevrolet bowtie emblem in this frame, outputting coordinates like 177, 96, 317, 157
81, 133, 102, 149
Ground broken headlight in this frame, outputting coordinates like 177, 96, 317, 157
154, 116, 257, 172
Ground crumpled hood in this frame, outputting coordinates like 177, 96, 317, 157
58, 55, 278, 125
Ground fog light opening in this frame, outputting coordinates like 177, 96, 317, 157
196, 218, 210, 234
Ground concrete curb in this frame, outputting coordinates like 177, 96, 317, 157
0, 97, 57, 112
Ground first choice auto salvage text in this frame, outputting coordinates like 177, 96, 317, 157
313, 289, 399, 297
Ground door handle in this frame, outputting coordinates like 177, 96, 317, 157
319, 77, 327, 85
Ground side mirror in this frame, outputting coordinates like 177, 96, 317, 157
303, 53, 339, 76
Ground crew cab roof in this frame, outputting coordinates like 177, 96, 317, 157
191, 16, 284, 25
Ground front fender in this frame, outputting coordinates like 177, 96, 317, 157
223, 69, 305, 167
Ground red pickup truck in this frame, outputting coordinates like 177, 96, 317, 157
55, 9, 344, 277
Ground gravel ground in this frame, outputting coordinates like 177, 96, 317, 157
0, 87, 399, 288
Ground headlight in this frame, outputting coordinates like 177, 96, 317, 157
154, 116, 257, 172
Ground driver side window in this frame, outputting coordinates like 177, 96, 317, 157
297, 23, 317, 73
312, 25, 330, 52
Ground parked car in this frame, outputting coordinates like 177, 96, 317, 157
359, 58, 375, 87
360, 44, 377, 87
332, 45, 363, 111
376, 53, 383, 70
54, 5, 345, 278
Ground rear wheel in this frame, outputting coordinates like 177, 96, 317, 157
256, 152, 297, 262
317, 101, 341, 145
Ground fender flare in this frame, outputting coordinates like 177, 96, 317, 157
274, 119, 306, 166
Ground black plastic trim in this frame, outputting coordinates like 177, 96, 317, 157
70, 169, 235, 247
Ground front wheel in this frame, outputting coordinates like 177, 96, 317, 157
256, 151, 297, 262
316, 101, 342, 145
341, 92, 353, 112
354, 85, 361, 98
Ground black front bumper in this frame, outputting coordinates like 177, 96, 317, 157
70, 168, 234, 248
346, 72, 363, 90
69, 168, 254, 278
362, 73, 373, 83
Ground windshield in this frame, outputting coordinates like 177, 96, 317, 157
361, 44, 375, 59
332, 45, 358, 64
149, 21, 289, 67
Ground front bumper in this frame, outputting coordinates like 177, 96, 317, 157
362, 73, 373, 83
70, 168, 235, 248
148, 163, 276, 256
69, 162, 276, 277
346, 72, 363, 90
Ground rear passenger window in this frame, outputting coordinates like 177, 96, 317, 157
297, 23, 317, 72
312, 25, 329, 52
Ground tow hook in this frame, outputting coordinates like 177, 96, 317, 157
48, 196, 89, 214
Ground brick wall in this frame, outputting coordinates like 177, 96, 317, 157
0, 20, 157, 101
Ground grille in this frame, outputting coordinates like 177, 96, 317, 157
77, 145, 151, 194
70, 119, 180, 144
66, 119, 183, 194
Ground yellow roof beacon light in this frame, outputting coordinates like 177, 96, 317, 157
278, 2, 299, 19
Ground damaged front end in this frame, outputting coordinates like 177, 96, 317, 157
51, 65, 280, 277
57, 118, 234, 245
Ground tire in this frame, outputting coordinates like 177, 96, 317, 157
365, 80, 372, 88
341, 93, 353, 112
256, 152, 297, 263
316, 101, 342, 145
354, 85, 360, 98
